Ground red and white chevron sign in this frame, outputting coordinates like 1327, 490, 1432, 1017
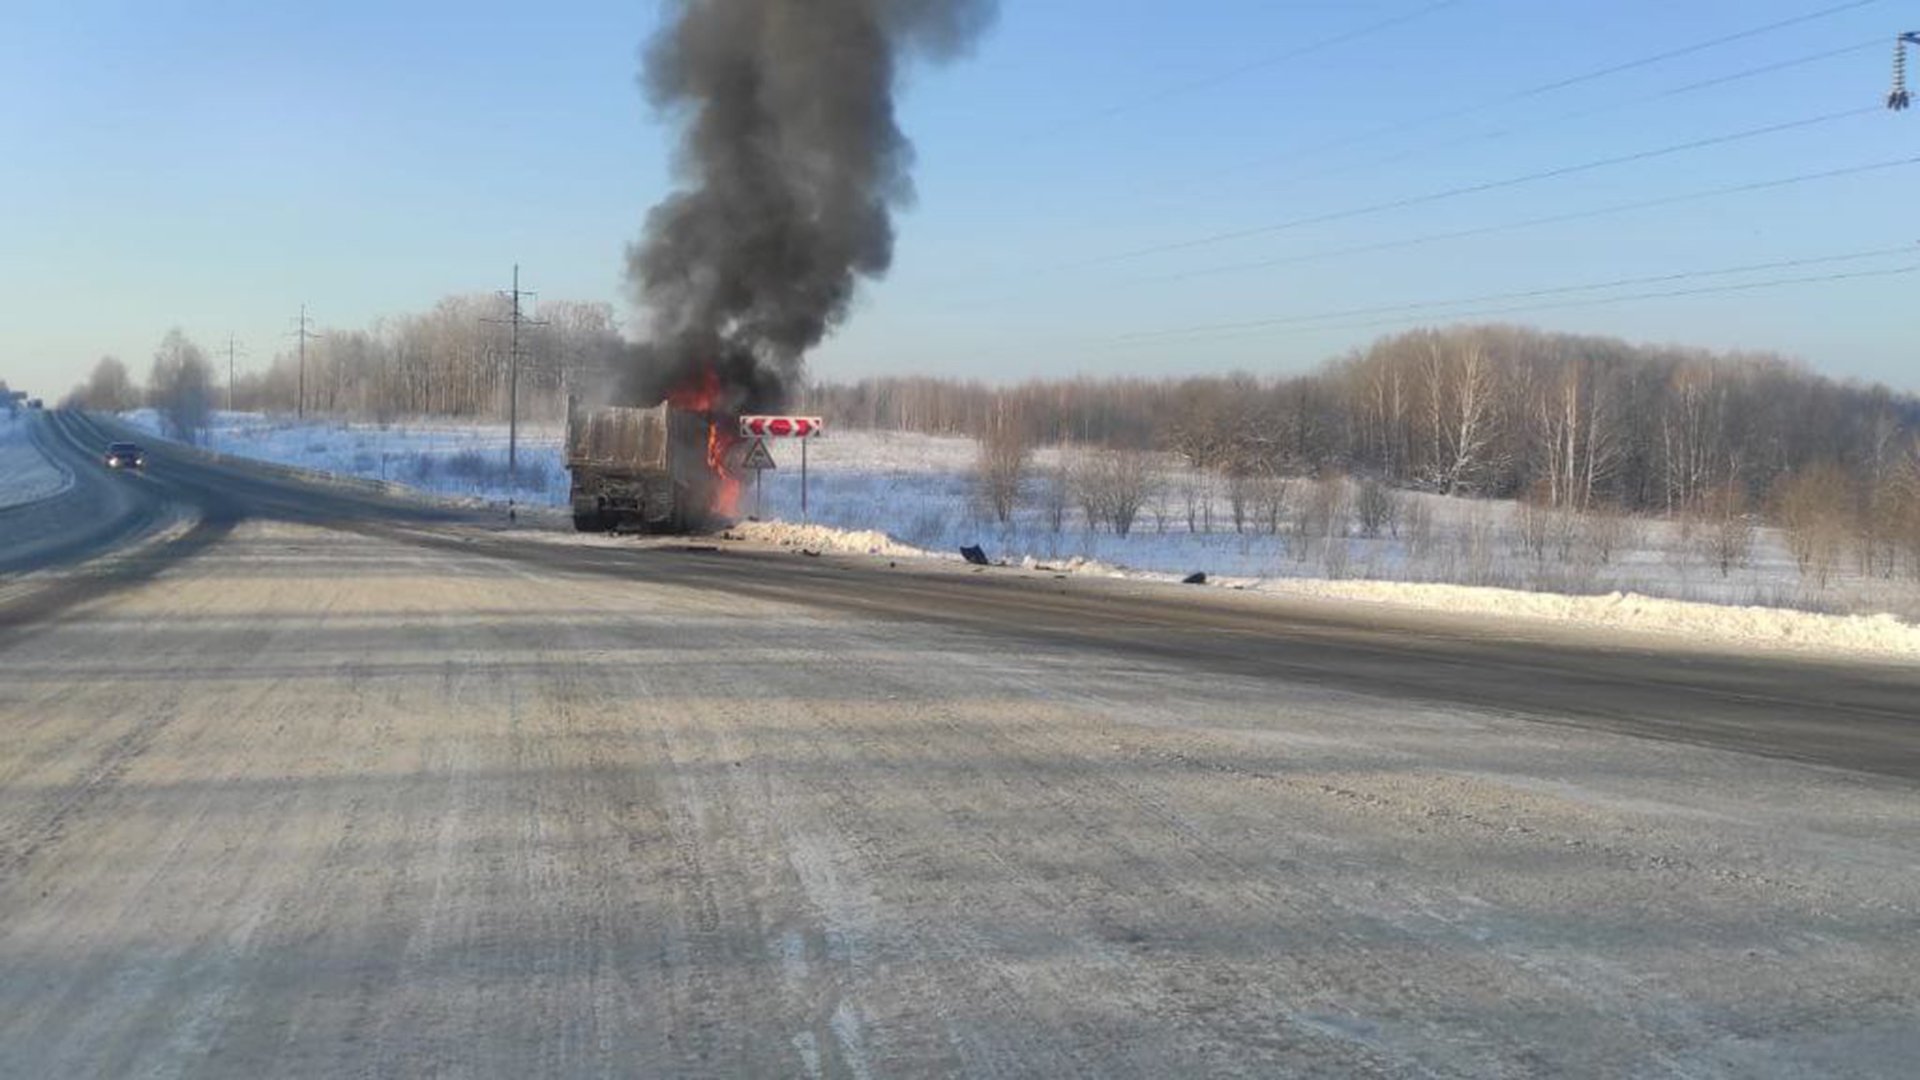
738, 416, 824, 439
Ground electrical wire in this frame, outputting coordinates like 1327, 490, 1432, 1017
1221, 36, 1889, 199
1118, 244, 1918, 342
1266, 0, 1888, 166
1141, 155, 1920, 284
1042, 0, 1466, 133
1099, 105, 1881, 264
1132, 264, 1920, 344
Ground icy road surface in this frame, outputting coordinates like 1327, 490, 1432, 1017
1, 411, 1917, 1078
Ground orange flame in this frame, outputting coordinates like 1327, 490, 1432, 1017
707, 418, 741, 517
666, 367, 741, 520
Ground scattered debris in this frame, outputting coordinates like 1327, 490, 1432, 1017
959, 544, 990, 566
802, 549, 821, 558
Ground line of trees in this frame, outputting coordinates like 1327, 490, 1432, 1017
60, 317, 1917, 566
65, 295, 630, 427
267, 297, 626, 420
65, 331, 216, 441
810, 324, 1920, 520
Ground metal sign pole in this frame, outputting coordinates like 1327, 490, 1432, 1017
736, 417, 820, 522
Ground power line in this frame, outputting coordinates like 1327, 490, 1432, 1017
1217, 36, 1889, 200
1142, 155, 1920, 284
1043, 0, 1466, 133
1100, 105, 1881, 263
1606, 35, 1884, 108
1258, 0, 1887, 167
939, 156, 1918, 317
1119, 243, 1919, 342
1154, 263, 1920, 344
1006, 35, 1890, 293
1496, 0, 1884, 103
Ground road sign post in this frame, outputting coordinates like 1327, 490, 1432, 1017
738, 417, 823, 523
739, 437, 778, 519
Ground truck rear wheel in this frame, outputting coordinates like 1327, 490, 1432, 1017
668, 483, 696, 535
573, 510, 610, 533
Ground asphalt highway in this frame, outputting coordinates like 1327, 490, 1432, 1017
2, 410, 1915, 1078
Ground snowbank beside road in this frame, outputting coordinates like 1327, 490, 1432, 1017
735, 519, 1920, 661
0, 412, 72, 510
1247, 576, 1920, 661
727, 520, 936, 560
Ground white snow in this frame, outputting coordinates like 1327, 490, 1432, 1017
0, 411, 71, 510
728, 520, 936, 560
1251, 578, 1920, 660
122, 410, 568, 506
124, 413, 1920, 659
725, 430, 1920, 658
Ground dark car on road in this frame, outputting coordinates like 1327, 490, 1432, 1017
103, 442, 146, 471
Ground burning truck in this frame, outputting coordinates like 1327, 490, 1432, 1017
597, 0, 992, 534
565, 387, 740, 534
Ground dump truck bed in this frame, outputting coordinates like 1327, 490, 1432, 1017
566, 403, 671, 472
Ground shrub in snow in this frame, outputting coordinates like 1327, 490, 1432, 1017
1040, 464, 1071, 534
1074, 449, 1156, 537
1355, 479, 1399, 538
974, 417, 1029, 525
1404, 497, 1437, 560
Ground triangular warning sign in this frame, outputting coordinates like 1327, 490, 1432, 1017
740, 438, 777, 470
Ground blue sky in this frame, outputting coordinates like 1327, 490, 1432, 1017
2, 0, 1914, 398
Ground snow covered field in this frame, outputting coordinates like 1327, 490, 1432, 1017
0, 411, 71, 510
741, 432, 1920, 622
121, 411, 1920, 655
123, 410, 568, 506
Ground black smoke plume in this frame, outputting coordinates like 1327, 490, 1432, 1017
622, 0, 997, 412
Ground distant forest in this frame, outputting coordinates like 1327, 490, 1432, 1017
802, 324, 1920, 519
64, 296, 1918, 528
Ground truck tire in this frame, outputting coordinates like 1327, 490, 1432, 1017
665, 485, 689, 535
573, 509, 610, 533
